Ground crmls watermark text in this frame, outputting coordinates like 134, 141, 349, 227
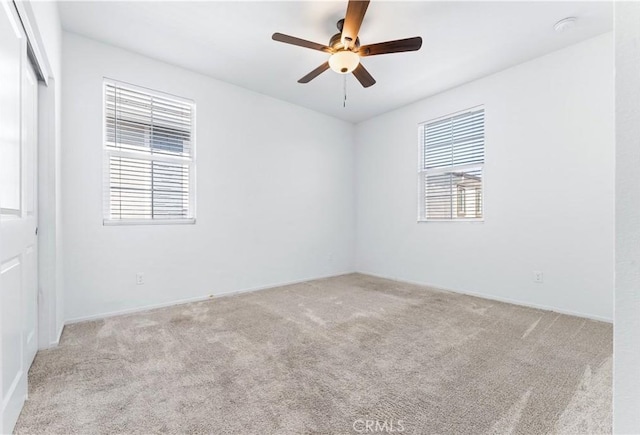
352, 419, 405, 433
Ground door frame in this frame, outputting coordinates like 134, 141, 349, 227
11, 0, 62, 350
0, 1, 59, 433
12, 1, 50, 86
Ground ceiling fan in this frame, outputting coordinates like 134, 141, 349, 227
272, 0, 422, 88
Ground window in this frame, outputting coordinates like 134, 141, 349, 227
457, 185, 466, 217
418, 106, 484, 221
103, 80, 195, 224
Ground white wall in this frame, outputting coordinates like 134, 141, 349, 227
613, 3, 640, 432
27, 0, 65, 347
62, 33, 355, 322
63, 29, 614, 324
355, 33, 614, 321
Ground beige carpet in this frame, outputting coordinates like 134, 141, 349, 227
15, 274, 611, 434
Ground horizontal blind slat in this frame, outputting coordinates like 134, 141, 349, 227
104, 81, 194, 221
421, 108, 484, 220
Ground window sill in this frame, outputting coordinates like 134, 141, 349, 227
103, 218, 196, 226
417, 218, 484, 223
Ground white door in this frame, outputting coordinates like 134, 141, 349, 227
23, 50, 39, 371
0, 1, 38, 432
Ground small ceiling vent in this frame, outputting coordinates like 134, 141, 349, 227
554, 17, 577, 33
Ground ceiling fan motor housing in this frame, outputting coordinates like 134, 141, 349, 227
330, 31, 360, 51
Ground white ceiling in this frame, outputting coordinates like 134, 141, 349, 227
58, 1, 612, 123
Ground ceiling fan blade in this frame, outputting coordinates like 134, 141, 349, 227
272, 33, 333, 53
298, 62, 330, 83
352, 63, 376, 88
341, 0, 369, 49
359, 37, 423, 57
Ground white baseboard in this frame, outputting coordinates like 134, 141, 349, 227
55, 323, 64, 344
65, 295, 216, 325
65, 270, 611, 325
356, 271, 613, 324
37, 323, 67, 350
64, 271, 356, 325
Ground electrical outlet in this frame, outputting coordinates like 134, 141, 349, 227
533, 271, 543, 284
136, 272, 145, 285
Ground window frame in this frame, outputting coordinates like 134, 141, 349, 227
417, 105, 485, 223
102, 78, 197, 226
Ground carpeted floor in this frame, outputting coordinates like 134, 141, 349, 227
15, 274, 612, 434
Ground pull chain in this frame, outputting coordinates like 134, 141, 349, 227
343, 75, 347, 108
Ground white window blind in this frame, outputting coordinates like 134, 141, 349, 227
419, 107, 484, 221
103, 80, 195, 224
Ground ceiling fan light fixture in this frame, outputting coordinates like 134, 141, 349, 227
329, 50, 360, 74
272, 0, 421, 87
